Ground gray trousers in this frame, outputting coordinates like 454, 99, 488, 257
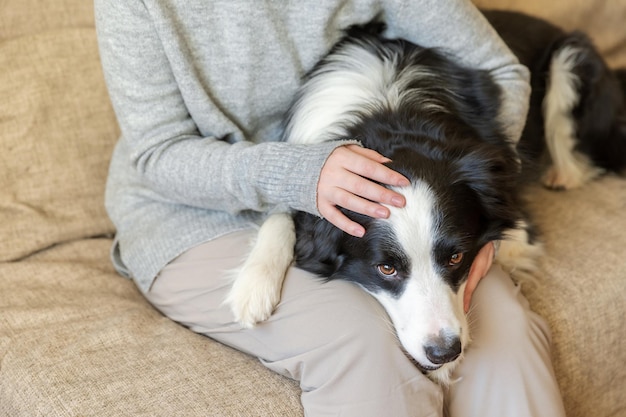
143, 230, 566, 417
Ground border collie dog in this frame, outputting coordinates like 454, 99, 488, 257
484, 10, 626, 189
227, 12, 626, 385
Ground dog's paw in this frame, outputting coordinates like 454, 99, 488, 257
226, 263, 284, 328
542, 154, 603, 190
541, 165, 586, 190
225, 212, 296, 328
542, 165, 578, 190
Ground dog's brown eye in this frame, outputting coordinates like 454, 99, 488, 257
377, 264, 397, 277
449, 253, 464, 266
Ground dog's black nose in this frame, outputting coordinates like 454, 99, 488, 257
424, 335, 462, 365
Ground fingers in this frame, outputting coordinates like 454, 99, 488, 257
317, 145, 410, 236
463, 242, 495, 313
342, 145, 411, 191
320, 172, 404, 218
318, 201, 367, 237
323, 185, 391, 219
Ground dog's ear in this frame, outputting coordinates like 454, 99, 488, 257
293, 212, 346, 278
455, 147, 522, 242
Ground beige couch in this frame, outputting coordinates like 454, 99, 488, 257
1, 1, 624, 416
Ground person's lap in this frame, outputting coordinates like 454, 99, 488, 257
143, 229, 565, 417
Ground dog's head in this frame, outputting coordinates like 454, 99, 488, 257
295, 141, 521, 384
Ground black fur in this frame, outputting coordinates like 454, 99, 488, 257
293, 12, 626, 297
294, 23, 523, 294
484, 10, 626, 175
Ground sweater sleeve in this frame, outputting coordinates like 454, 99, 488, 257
383, 0, 530, 143
94, 0, 349, 217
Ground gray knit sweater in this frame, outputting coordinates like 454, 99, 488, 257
94, 0, 530, 292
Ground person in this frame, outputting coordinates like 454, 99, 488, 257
94, 1, 567, 416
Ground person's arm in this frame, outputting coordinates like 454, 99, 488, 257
95, 0, 407, 235
94, 0, 345, 216
384, 0, 531, 143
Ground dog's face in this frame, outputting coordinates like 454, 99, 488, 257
341, 180, 496, 383
352, 182, 477, 383
295, 145, 520, 384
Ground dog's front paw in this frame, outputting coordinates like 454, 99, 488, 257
226, 263, 284, 328
226, 212, 296, 328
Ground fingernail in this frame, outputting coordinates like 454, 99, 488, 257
398, 178, 410, 187
391, 196, 405, 207
353, 227, 365, 238
375, 207, 389, 218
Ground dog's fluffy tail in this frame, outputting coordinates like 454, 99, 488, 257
495, 219, 544, 285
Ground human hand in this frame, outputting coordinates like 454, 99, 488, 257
463, 242, 496, 313
317, 144, 410, 237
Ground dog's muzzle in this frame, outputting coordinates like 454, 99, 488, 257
424, 331, 462, 366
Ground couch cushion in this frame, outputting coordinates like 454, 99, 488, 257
473, 0, 626, 68
0, 0, 94, 41
0, 28, 119, 262
523, 177, 626, 417
0, 239, 303, 416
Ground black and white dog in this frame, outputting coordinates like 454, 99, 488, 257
227, 11, 626, 385
484, 10, 626, 189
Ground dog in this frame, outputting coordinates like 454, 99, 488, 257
483, 10, 626, 190
226, 11, 626, 385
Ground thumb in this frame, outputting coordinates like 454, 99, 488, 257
463, 242, 495, 313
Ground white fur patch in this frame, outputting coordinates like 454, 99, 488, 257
543, 46, 604, 189
285, 41, 443, 144
373, 182, 468, 385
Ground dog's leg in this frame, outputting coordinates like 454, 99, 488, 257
542, 45, 604, 190
495, 219, 544, 282
225, 212, 296, 328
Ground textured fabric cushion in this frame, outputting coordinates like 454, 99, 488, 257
0, 239, 303, 416
473, 0, 626, 68
523, 177, 626, 417
0, 0, 94, 41
470, 2, 626, 413
1, 0, 625, 416
0, 29, 118, 262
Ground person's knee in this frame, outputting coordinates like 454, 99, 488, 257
262, 282, 421, 383
470, 268, 551, 350
291, 306, 442, 416
333, 307, 402, 364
